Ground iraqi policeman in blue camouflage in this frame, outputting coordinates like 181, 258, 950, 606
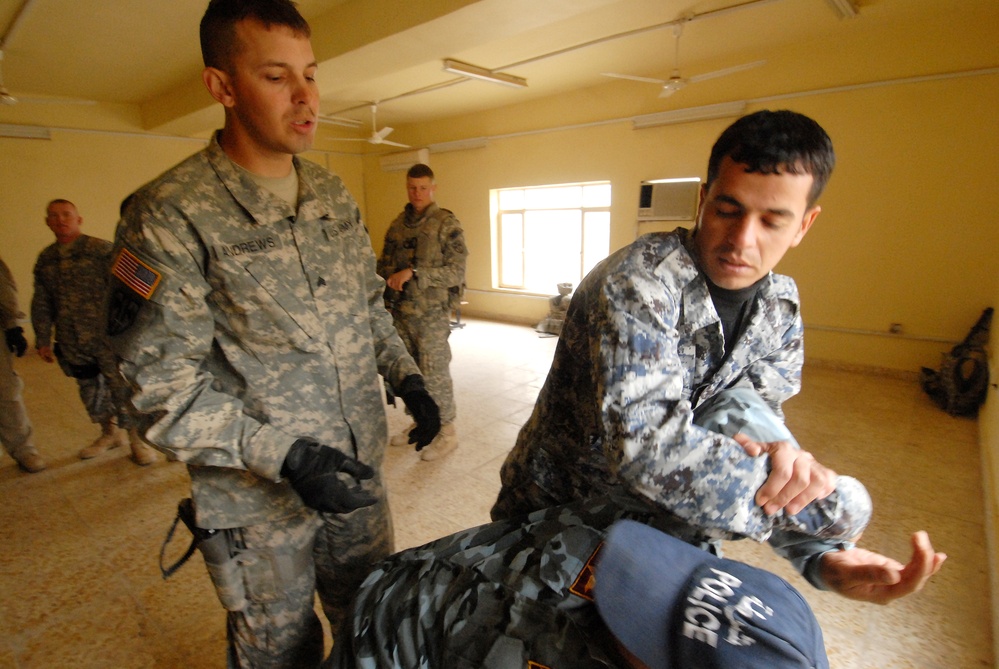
492, 110, 926, 593
107, 1, 440, 666
378, 163, 468, 461
31, 199, 158, 465
327, 488, 944, 669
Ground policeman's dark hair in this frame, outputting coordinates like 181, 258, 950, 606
200, 0, 311, 72
706, 110, 835, 207
406, 163, 435, 181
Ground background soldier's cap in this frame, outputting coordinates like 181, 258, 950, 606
594, 520, 828, 669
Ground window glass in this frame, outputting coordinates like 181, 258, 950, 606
494, 181, 611, 293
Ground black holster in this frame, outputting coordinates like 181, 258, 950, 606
159, 498, 247, 611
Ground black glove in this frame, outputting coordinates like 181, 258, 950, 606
4, 327, 27, 357
398, 374, 441, 451
281, 439, 377, 514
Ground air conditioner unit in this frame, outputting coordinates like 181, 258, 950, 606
637, 179, 701, 221
379, 148, 430, 173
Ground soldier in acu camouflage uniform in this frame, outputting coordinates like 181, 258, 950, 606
0, 256, 46, 473
31, 199, 157, 465
378, 163, 467, 461
492, 110, 941, 594
107, 1, 440, 667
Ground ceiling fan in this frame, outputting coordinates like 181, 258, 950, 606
602, 24, 765, 98
0, 49, 95, 106
327, 103, 409, 148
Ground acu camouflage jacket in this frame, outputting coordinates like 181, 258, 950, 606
109, 134, 420, 528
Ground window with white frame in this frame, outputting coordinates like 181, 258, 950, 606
495, 181, 611, 293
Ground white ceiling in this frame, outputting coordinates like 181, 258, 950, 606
0, 0, 995, 146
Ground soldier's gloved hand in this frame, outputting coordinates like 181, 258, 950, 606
398, 374, 441, 451
281, 439, 377, 514
5, 327, 27, 357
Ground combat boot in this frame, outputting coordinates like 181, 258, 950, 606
128, 429, 158, 466
389, 422, 416, 448
79, 420, 127, 459
420, 422, 458, 461
16, 451, 47, 473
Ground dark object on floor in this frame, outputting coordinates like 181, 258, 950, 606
920, 307, 993, 416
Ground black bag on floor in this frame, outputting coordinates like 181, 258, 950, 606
920, 307, 993, 416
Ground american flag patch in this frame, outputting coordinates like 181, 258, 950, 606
112, 248, 161, 299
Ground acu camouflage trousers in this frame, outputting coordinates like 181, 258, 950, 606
220, 474, 394, 668
389, 308, 456, 424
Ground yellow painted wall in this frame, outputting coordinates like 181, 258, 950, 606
1, 131, 200, 313
2, 5, 997, 376
983, 277, 999, 663
1, 131, 366, 320
360, 71, 999, 372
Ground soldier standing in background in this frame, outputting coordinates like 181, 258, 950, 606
31, 199, 157, 466
0, 256, 46, 473
107, 0, 439, 665
378, 163, 468, 461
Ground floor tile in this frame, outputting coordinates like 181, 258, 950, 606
0, 318, 993, 667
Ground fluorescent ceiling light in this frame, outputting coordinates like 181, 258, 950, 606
317, 114, 363, 128
826, 0, 859, 19
632, 101, 747, 129
428, 137, 488, 153
0, 123, 50, 139
442, 59, 527, 88
646, 177, 701, 184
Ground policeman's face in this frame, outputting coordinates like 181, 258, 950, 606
217, 19, 319, 165
693, 156, 820, 289
45, 202, 83, 245
407, 176, 436, 215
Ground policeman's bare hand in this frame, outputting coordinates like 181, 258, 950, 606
4, 327, 27, 357
398, 375, 441, 450
820, 531, 946, 605
281, 439, 377, 514
732, 432, 764, 457
743, 436, 836, 516
37, 344, 55, 363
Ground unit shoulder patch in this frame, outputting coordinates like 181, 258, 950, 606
568, 541, 603, 601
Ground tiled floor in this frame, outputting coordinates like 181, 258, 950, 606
0, 318, 993, 668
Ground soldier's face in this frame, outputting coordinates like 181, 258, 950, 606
218, 19, 319, 163
45, 202, 83, 244
407, 176, 436, 214
693, 157, 820, 289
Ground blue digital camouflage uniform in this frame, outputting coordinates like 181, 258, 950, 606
31, 234, 134, 428
377, 202, 467, 424
493, 227, 870, 587
327, 490, 787, 669
109, 133, 422, 666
